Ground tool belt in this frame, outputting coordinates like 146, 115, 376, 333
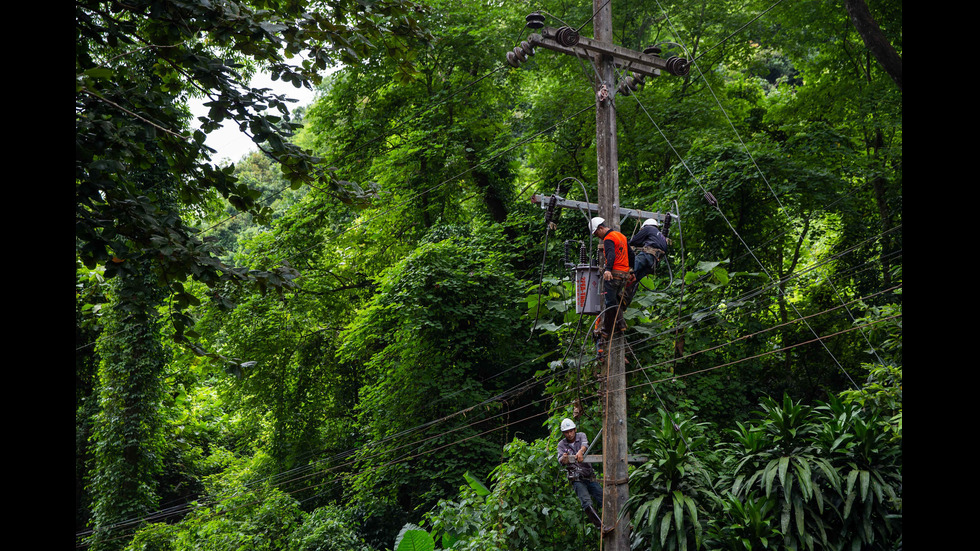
566, 464, 597, 482
633, 246, 666, 260
609, 269, 631, 279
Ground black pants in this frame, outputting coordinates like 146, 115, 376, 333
600, 277, 626, 337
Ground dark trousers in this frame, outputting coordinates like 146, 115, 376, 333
633, 252, 657, 282
600, 277, 626, 337
572, 478, 603, 510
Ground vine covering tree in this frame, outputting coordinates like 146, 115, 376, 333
76, 0, 901, 549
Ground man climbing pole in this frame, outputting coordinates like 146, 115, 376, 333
623, 218, 669, 306
589, 217, 634, 343
557, 418, 612, 533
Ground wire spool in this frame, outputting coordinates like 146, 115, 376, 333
555, 26, 580, 47
665, 56, 690, 76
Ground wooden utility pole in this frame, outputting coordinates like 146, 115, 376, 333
591, 1, 630, 549
510, 5, 689, 550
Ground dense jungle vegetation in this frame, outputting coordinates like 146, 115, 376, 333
76, 0, 901, 549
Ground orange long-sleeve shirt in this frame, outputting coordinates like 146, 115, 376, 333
602, 230, 631, 273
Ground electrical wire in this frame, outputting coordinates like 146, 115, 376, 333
79, 5, 902, 545
622, 76, 860, 389
76, 264, 902, 547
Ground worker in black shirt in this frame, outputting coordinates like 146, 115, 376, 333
629, 218, 668, 285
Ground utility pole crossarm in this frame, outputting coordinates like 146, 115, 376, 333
526, 31, 660, 78
527, 28, 690, 78
530, 193, 676, 226
582, 454, 648, 464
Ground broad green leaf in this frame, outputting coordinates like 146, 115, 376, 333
463, 471, 490, 497
859, 470, 870, 502
673, 491, 685, 533
394, 524, 434, 551
660, 511, 673, 547
778, 456, 789, 490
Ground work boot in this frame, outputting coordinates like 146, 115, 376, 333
616, 314, 627, 333
584, 505, 613, 534
601, 310, 617, 340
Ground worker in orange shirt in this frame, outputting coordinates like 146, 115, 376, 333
588, 217, 634, 342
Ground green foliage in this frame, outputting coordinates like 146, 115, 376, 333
720, 394, 902, 550
424, 438, 584, 551
711, 493, 782, 550
727, 396, 839, 550
121, 454, 307, 551
125, 498, 371, 551
87, 267, 170, 551
76, 0, 429, 355
77, 1, 902, 549
619, 395, 903, 551
813, 397, 902, 548
339, 224, 535, 538
395, 524, 436, 551
628, 412, 716, 551
287, 506, 374, 551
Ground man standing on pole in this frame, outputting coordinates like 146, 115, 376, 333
589, 216, 634, 344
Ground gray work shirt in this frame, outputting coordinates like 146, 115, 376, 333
557, 432, 595, 479
557, 432, 589, 460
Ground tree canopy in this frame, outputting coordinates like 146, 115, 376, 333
76, 0, 901, 549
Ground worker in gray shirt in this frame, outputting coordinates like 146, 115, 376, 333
558, 418, 611, 533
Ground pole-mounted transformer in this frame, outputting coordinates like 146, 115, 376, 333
565, 240, 602, 315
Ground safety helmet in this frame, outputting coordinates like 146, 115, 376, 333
560, 418, 576, 431
588, 217, 605, 234
642, 218, 659, 227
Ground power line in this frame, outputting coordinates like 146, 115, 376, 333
76, 229, 904, 544
79, 4, 902, 545
77, 278, 902, 547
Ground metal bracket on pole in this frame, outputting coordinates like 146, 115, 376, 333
583, 454, 648, 465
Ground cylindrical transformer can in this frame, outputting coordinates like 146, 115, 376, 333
573, 265, 602, 315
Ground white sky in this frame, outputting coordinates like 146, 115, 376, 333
190, 72, 318, 165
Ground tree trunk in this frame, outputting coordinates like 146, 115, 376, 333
844, 0, 902, 91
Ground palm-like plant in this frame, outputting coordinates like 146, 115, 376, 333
728, 395, 840, 550
626, 411, 716, 550
711, 492, 782, 550
814, 396, 902, 549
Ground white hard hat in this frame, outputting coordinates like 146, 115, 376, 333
560, 418, 576, 431
642, 218, 659, 227
588, 217, 605, 234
